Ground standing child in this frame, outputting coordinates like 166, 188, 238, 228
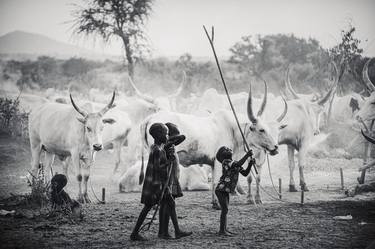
158, 122, 192, 239
130, 123, 172, 241
215, 146, 255, 236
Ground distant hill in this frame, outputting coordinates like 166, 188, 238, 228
0, 30, 119, 60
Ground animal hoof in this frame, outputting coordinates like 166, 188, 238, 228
289, 185, 298, 192
301, 184, 309, 192
247, 198, 255, 205
255, 197, 262, 204
82, 194, 91, 204
212, 202, 221, 210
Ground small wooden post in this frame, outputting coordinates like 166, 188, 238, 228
340, 168, 344, 190
102, 188, 106, 203
301, 190, 304, 206
278, 178, 282, 199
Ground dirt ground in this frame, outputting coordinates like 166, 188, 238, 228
1, 133, 375, 249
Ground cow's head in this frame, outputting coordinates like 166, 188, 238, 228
245, 80, 282, 155
70, 91, 116, 152
356, 58, 375, 122
285, 63, 338, 135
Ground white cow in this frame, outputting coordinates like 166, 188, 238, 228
118, 162, 210, 192
139, 81, 286, 207
28, 92, 116, 203
278, 64, 337, 192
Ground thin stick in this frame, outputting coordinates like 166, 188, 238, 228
301, 190, 304, 205
102, 188, 106, 203
340, 168, 344, 190
279, 178, 282, 199
203, 25, 258, 175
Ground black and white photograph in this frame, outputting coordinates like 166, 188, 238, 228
0, 0, 375, 248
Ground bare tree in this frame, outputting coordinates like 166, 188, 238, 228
72, 0, 154, 81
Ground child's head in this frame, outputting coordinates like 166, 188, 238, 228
216, 146, 233, 163
149, 123, 169, 143
165, 122, 186, 146
165, 122, 179, 136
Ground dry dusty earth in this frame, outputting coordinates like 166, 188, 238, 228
1, 133, 375, 249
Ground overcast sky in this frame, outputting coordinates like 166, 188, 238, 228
0, 0, 374, 57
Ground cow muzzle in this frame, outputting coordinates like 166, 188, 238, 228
93, 144, 103, 151
269, 145, 279, 156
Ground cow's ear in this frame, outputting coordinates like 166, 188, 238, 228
77, 117, 85, 123
103, 118, 116, 124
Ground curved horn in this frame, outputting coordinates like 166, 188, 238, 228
70, 94, 88, 117
257, 78, 268, 117
168, 71, 186, 98
317, 62, 338, 106
128, 76, 156, 104
276, 95, 288, 122
362, 58, 375, 92
359, 117, 370, 133
99, 91, 116, 116
247, 82, 257, 123
361, 129, 375, 144
285, 66, 299, 99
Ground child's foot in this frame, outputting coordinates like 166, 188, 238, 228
130, 233, 147, 241
226, 229, 237, 235
158, 233, 173, 240
218, 230, 232, 236
175, 231, 192, 239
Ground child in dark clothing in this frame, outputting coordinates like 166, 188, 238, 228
215, 146, 255, 236
158, 122, 191, 239
130, 123, 170, 241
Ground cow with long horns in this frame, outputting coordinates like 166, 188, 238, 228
278, 64, 338, 192
139, 81, 287, 207
356, 58, 375, 124
28, 92, 116, 203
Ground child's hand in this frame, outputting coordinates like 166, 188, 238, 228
166, 146, 175, 156
250, 158, 256, 165
246, 150, 253, 157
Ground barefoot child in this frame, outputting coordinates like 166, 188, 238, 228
158, 122, 192, 239
130, 123, 171, 241
215, 146, 255, 236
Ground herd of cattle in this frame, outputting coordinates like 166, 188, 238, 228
3, 58, 375, 206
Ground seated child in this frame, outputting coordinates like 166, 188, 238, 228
215, 146, 255, 236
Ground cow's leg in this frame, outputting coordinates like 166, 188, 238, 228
29, 140, 42, 185
61, 157, 70, 179
288, 146, 298, 192
255, 165, 262, 204
72, 154, 83, 203
112, 141, 122, 174
247, 174, 255, 204
298, 148, 309, 191
211, 162, 221, 210
44, 152, 55, 182
82, 167, 91, 203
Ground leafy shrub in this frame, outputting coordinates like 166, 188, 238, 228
0, 96, 29, 138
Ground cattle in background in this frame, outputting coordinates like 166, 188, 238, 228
278, 64, 338, 192
139, 81, 287, 207
118, 162, 210, 192
356, 58, 375, 124
28, 92, 116, 203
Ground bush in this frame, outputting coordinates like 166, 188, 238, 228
0, 96, 29, 138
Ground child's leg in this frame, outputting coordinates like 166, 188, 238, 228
130, 204, 153, 240
166, 194, 191, 238
215, 190, 229, 234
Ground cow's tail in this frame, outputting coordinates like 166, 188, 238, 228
138, 119, 149, 185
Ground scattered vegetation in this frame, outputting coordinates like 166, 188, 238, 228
0, 96, 29, 138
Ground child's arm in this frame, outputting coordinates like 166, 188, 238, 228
240, 158, 256, 177
235, 150, 253, 168
154, 149, 168, 181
